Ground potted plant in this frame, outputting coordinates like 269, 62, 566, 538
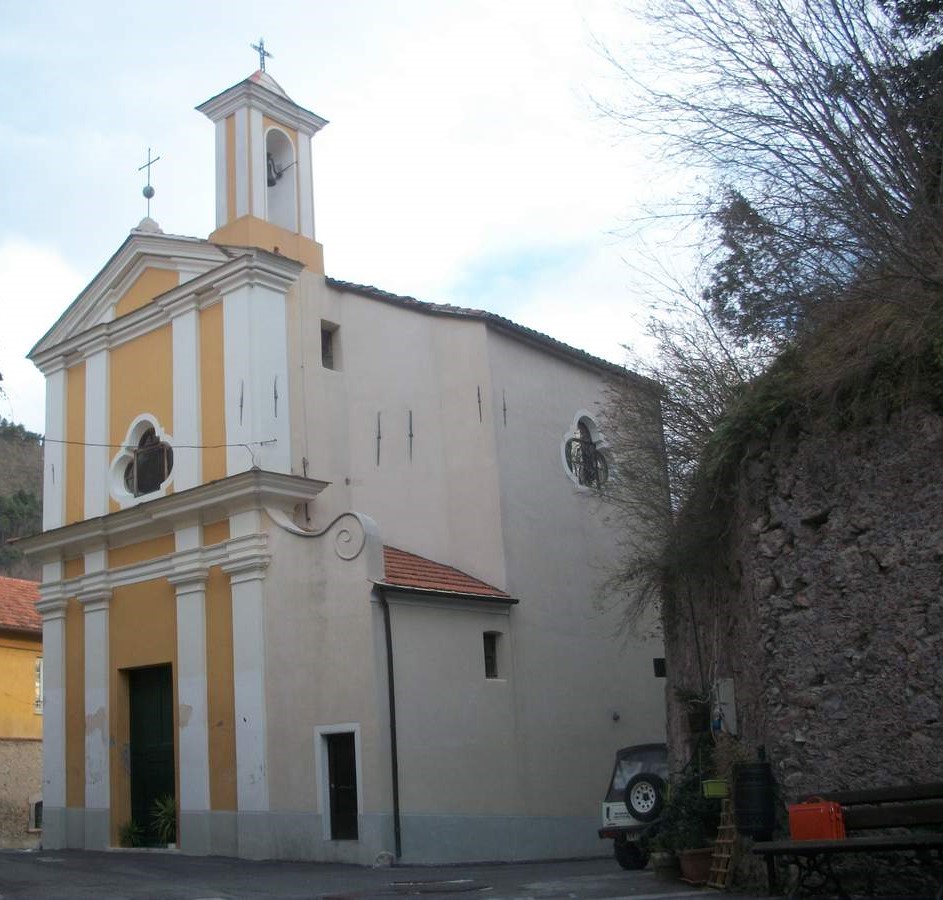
119, 819, 144, 848
151, 794, 177, 847
652, 774, 720, 885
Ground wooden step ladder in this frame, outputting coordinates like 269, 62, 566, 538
707, 799, 736, 889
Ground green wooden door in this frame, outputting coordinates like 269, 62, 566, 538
128, 665, 175, 845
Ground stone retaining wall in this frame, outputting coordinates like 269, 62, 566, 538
664, 407, 943, 889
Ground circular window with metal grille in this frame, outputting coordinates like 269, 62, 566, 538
563, 417, 609, 488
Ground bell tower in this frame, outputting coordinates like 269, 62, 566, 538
197, 67, 328, 271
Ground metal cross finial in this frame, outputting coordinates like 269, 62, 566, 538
251, 38, 273, 72
138, 147, 161, 217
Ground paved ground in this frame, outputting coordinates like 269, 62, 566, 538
0, 850, 769, 900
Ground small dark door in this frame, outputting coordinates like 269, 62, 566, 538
326, 732, 358, 840
129, 665, 175, 845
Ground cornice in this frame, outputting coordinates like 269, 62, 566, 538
375, 584, 516, 614
20, 470, 329, 563
30, 233, 228, 362
30, 249, 303, 373
197, 80, 328, 135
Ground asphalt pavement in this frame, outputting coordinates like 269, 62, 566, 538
0, 849, 762, 900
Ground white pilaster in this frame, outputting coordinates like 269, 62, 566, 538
84, 348, 109, 519
224, 559, 270, 813
170, 531, 211, 823
43, 366, 67, 530
172, 305, 201, 491
298, 135, 314, 240
221, 277, 292, 477
249, 108, 265, 220
37, 595, 68, 847
80, 583, 111, 847
234, 107, 249, 219
215, 119, 228, 227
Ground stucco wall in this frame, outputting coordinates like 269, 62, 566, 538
0, 633, 43, 740
0, 739, 41, 848
486, 330, 667, 819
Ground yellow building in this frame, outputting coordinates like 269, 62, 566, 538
0, 575, 43, 848
23, 66, 666, 863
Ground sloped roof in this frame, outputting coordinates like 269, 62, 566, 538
381, 546, 514, 602
326, 278, 653, 385
0, 576, 41, 635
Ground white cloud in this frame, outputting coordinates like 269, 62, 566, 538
0, 241, 84, 434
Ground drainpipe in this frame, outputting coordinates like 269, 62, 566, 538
379, 588, 402, 860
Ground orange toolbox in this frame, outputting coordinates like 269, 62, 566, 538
788, 797, 846, 840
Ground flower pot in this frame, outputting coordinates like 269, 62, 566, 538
701, 778, 729, 798
677, 846, 713, 885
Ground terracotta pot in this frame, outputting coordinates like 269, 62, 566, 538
677, 846, 713, 885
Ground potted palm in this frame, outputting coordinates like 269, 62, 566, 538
151, 794, 177, 848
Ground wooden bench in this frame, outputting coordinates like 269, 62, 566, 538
752, 783, 943, 897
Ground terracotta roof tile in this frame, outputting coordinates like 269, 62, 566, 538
382, 547, 511, 600
0, 576, 41, 634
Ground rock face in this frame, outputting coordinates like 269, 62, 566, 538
665, 405, 943, 814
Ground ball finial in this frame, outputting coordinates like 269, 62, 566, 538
143, 184, 155, 200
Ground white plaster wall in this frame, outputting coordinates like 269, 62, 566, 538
385, 598, 521, 815
484, 330, 667, 818
287, 276, 506, 588
260, 519, 391, 862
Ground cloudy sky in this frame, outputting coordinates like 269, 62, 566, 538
0, 0, 685, 435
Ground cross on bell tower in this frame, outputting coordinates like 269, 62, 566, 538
250, 38, 273, 72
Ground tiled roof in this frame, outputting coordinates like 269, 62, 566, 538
381, 546, 513, 602
0, 576, 41, 635
326, 277, 656, 387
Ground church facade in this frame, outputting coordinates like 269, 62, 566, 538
24, 69, 666, 863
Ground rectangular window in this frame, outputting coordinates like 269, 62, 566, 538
321, 321, 339, 370
34, 657, 43, 714
483, 632, 499, 679
28, 794, 42, 832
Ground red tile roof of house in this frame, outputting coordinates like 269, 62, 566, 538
0, 576, 42, 635
381, 546, 513, 601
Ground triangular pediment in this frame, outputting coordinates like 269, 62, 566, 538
30, 224, 231, 365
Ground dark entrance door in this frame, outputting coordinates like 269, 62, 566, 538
128, 665, 175, 845
326, 732, 358, 839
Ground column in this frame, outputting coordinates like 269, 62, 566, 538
79, 582, 111, 850
170, 556, 212, 854
221, 511, 270, 859
84, 344, 109, 519
172, 304, 202, 491
36, 586, 68, 848
43, 365, 67, 530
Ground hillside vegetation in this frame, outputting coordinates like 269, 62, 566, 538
0, 419, 43, 580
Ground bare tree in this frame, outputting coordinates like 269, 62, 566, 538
604, 0, 943, 342
600, 288, 769, 625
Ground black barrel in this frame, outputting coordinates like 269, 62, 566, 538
733, 762, 776, 836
